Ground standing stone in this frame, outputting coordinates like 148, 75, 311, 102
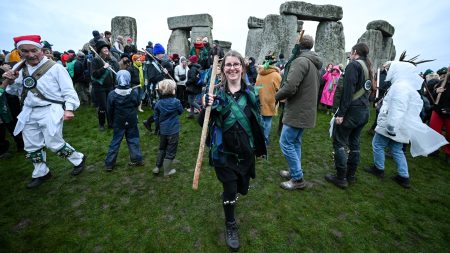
280, 1, 343, 21
167, 29, 190, 57
111, 16, 137, 44
315, 21, 346, 66
190, 27, 213, 47
245, 28, 263, 60
358, 29, 396, 71
254, 14, 298, 64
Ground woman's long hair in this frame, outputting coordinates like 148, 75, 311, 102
352, 42, 373, 79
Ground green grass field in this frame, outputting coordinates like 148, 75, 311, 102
0, 105, 449, 253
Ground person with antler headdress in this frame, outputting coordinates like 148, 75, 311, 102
365, 53, 447, 188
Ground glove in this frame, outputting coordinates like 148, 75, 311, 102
204, 93, 214, 106
386, 125, 396, 136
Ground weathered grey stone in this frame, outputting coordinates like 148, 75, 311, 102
190, 27, 213, 47
217, 40, 232, 54
366, 20, 395, 37
315, 21, 346, 66
167, 14, 213, 30
252, 14, 298, 64
297, 20, 304, 32
111, 16, 137, 44
357, 29, 396, 71
245, 28, 263, 60
248, 16, 264, 29
167, 29, 190, 57
280, 1, 343, 21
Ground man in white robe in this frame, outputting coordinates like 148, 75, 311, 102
1, 35, 86, 189
365, 61, 447, 188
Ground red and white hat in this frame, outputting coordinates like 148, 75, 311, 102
13, 35, 43, 48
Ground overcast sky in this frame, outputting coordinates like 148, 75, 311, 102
2, 0, 449, 72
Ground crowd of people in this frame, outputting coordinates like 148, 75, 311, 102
1, 30, 449, 252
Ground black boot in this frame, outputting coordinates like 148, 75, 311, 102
325, 167, 348, 189
392, 175, 411, 188
364, 165, 385, 179
225, 221, 240, 252
98, 110, 106, 129
346, 166, 357, 184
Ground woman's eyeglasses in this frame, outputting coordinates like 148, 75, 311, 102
224, 63, 242, 69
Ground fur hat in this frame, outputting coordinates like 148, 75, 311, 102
95, 40, 110, 54
153, 43, 165, 55
188, 55, 198, 63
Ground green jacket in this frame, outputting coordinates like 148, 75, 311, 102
207, 82, 267, 166
275, 50, 323, 129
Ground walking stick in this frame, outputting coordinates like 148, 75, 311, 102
88, 45, 117, 75
435, 72, 449, 105
141, 48, 175, 82
192, 55, 219, 190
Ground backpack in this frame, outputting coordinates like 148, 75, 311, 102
196, 68, 210, 86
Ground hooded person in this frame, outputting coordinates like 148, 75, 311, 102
365, 61, 448, 188
174, 56, 189, 107
255, 54, 281, 145
105, 70, 143, 171
320, 65, 342, 113
2, 34, 86, 188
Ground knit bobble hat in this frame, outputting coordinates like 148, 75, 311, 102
153, 43, 165, 55
189, 55, 198, 63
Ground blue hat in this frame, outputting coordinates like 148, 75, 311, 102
153, 43, 165, 55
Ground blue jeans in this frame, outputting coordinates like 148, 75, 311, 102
279, 124, 304, 180
105, 125, 143, 166
188, 94, 201, 116
262, 116, 272, 145
372, 133, 409, 177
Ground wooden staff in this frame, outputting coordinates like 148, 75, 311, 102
141, 48, 175, 82
88, 45, 117, 75
435, 72, 449, 105
192, 55, 219, 190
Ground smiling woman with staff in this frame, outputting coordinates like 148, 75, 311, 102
200, 50, 266, 252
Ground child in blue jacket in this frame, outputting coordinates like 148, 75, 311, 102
105, 70, 144, 171
153, 79, 184, 176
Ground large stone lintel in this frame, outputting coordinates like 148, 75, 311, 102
366, 20, 395, 37
248, 16, 264, 29
167, 14, 213, 30
280, 1, 343, 22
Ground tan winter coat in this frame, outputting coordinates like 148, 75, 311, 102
275, 50, 322, 129
255, 66, 282, 116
